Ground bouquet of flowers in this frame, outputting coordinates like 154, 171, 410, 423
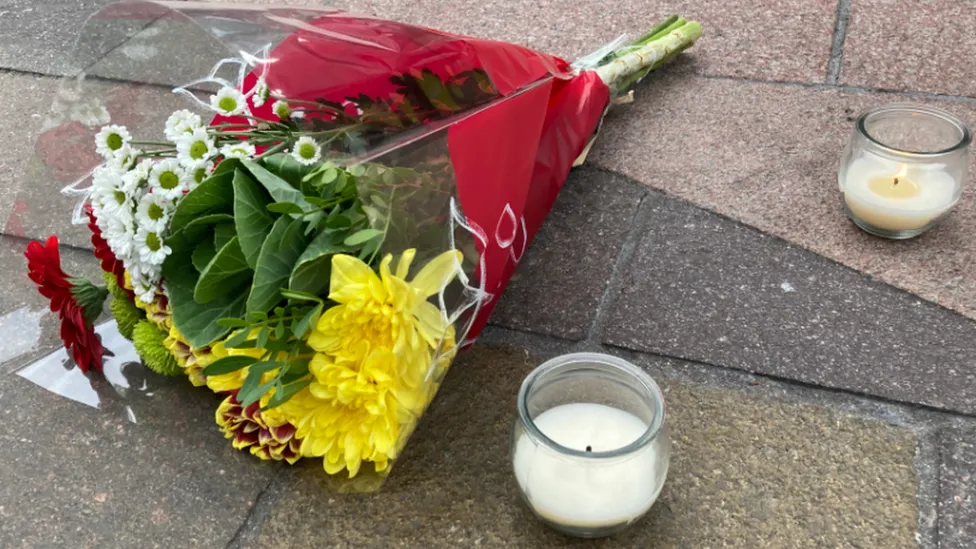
20, 1, 700, 485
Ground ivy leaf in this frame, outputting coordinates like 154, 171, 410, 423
194, 236, 252, 304
344, 228, 382, 246
262, 378, 311, 410
183, 213, 235, 234
191, 238, 216, 272
241, 158, 315, 213
232, 169, 276, 269
212, 157, 242, 177
170, 171, 234, 235
247, 216, 307, 315
202, 355, 258, 376
262, 153, 315, 190
163, 247, 246, 348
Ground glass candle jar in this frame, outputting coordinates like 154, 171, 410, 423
511, 353, 671, 538
838, 104, 972, 239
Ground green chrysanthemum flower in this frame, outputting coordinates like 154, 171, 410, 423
102, 271, 125, 299
132, 320, 182, 376
111, 293, 144, 340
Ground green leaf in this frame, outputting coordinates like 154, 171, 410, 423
247, 216, 307, 315
223, 328, 251, 348
292, 302, 323, 339
194, 236, 252, 304
202, 355, 258, 376
213, 157, 242, 177
217, 317, 247, 328
241, 158, 314, 213
214, 223, 236, 251
256, 326, 269, 349
232, 169, 276, 270
263, 153, 315, 186
191, 238, 217, 272
274, 321, 285, 340
263, 378, 311, 410
288, 230, 351, 295
267, 202, 305, 215
344, 228, 382, 246
163, 248, 246, 349
238, 361, 281, 406
170, 171, 234, 235
280, 289, 324, 303
183, 213, 235, 233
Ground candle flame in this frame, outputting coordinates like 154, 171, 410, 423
895, 164, 909, 179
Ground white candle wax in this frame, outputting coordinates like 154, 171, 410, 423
842, 156, 958, 232
512, 403, 662, 528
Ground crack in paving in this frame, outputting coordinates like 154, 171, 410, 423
225, 464, 288, 549
826, 0, 853, 84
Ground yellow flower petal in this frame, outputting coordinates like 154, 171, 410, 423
395, 249, 416, 279
329, 254, 378, 303
410, 250, 463, 298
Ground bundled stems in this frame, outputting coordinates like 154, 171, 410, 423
593, 16, 702, 94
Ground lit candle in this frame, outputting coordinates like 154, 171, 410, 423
512, 403, 664, 530
842, 156, 957, 233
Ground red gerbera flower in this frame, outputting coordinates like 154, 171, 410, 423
25, 235, 108, 373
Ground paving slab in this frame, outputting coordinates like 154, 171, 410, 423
603, 189, 976, 415
842, 0, 976, 97
0, 0, 113, 76
491, 168, 645, 340
590, 73, 976, 323
939, 426, 976, 549
0, 357, 277, 548
218, 0, 836, 83
251, 345, 918, 549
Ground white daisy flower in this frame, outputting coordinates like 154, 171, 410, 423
211, 87, 247, 117
135, 191, 173, 233
164, 109, 203, 142
121, 160, 153, 194
149, 159, 189, 200
134, 225, 172, 266
250, 77, 269, 108
92, 173, 135, 224
290, 110, 306, 120
176, 128, 216, 168
104, 218, 137, 262
189, 161, 216, 190
290, 136, 322, 166
272, 100, 292, 120
110, 145, 141, 171
94, 125, 131, 159
91, 164, 124, 194
220, 142, 256, 160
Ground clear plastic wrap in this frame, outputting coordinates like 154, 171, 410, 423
9, 1, 698, 489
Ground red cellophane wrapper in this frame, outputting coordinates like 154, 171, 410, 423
13, 0, 611, 489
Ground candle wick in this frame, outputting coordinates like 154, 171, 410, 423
893, 177, 899, 186
585, 445, 592, 452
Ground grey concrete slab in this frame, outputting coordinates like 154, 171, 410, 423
0, 357, 276, 548
491, 168, 645, 340
0, 0, 112, 76
603, 191, 976, 415
939, 426, 976, 549
250, 346, 918, 549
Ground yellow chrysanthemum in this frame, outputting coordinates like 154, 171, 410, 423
284, 249, 461, 477
162, 323, 214, 387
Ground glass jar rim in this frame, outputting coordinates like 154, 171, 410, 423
516, 352, 666, 459
856, 103, 972, 158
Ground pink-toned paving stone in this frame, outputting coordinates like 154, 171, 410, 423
589, 73, 976, 321
212, 0, 837, 83
842, 0, 976, 97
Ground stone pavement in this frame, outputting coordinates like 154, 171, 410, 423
1, 0, 976, 548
